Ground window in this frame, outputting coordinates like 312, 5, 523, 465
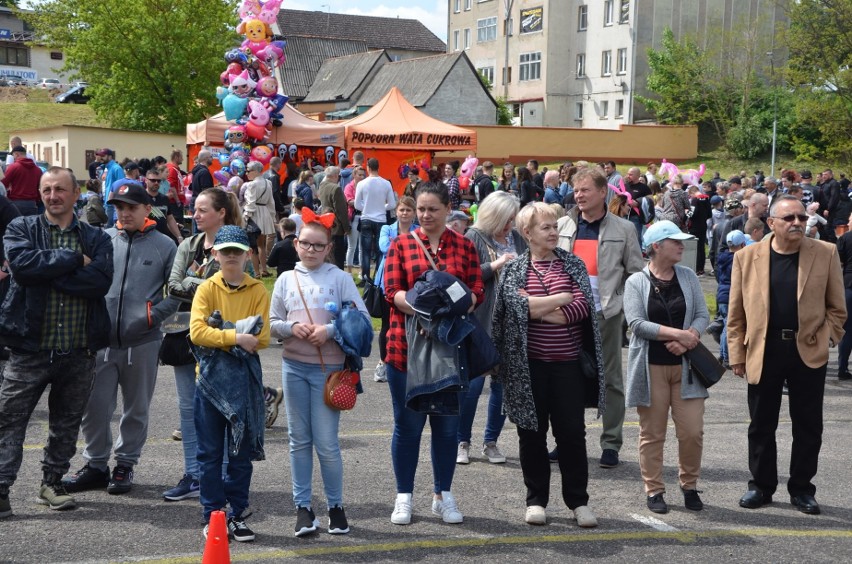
604, 0, 614, 26
617, 48, 628, 74
620, 0, 630, 23
464, 0, 472, 9
453, 30, 460, 51
602, 50, 612, 76
464, 28, 471, 49
502, 66, 512, 85
601, 100, 609, 119
478, 66, 495, 84
0, 46, 29, 67
454, 0, 461, 13
504, 17, 513, 36
50, 51, 63, 60
578, 5, 588, 31
519, 52, 542, 81
477, 17, 497, 42
575, 102, 584, 120
576, 53, 586, 78
615, 99, 625, 118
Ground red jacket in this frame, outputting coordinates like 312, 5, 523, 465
5, 158, 42, 202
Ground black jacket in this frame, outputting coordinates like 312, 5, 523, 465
0, 215, 113, 352
473, 174, 494, 203
190, 163, 214, 198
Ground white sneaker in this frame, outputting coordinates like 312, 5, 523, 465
373, 361, 387, 382
573, 505, 598, 528
456, 442, 470, 464
432, 491, 463, 524
391, 493, 412, 525
482, 441, 506, 463
525, 505, 546, 525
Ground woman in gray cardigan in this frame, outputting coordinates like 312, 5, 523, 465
624, 220, 710, 515
457, 191, 527, 465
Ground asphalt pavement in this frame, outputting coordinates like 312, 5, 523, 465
2, 274, 852, 563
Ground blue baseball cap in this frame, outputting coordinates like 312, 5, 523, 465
213, 225, 251, 252
726, 229, 747, 247
710, 195, 723, 205
643, 220, 695, 249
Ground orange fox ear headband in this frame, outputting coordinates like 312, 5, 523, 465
302, 207, 335, 229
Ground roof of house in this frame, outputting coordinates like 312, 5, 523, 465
276, 9, 446, 53
279, 36, 368, 100
355, 52, 492, 108
302, 50, 389, 103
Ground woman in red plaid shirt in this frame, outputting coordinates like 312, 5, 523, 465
383, 174, 484, 526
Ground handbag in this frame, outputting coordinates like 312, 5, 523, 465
362, 276, 385, 318
293, 269, 357, 410
158, 311, 195, 366
644, 271, 724, 388
245, 217, 261, 235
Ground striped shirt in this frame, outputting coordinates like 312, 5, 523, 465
40, 218, 88, 351
525, 259, 588, 361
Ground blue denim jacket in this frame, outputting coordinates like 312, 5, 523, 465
331, 301, 373, 391
405, 314, 469, 415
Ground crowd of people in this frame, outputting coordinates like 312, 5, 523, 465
0, 144, 847, 545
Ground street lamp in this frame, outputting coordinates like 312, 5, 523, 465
768, 50, 777, 177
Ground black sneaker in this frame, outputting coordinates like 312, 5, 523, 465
228, 512, 256, 542
294, 506, 319, 537
0, 493, 11, 519
840, 371, 852, 381
682, 488, 704, 511
62, 464, 109, 493
328, 505, 350, 534
107, 465, 133, 495
647, 493, 668, 514
599, 449, 619, 468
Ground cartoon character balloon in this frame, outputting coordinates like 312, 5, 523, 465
251, 144, 275, 165
230, 159, 246, 177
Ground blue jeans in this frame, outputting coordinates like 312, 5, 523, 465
173, 363, 199, 478
195, 391, 253, 522
104, 203, 115, 228
718, 303, 729, 364
629, 216, 644, 247
457, 376, 505, 444
359, 219, 383, 279
387, 363, 459, 494
838, 287, 852, 374
282, 358, 343, 508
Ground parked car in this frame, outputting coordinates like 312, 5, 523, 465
0, 74, 30, 87
36, 78, 62, 90
55, 85, 89, 104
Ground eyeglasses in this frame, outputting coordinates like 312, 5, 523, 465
772, 214, 808, 223
146, 178, 161, 183
297, 240, 328, 252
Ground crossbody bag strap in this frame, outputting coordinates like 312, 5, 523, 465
293, 270, 326, 374
643, 271, 676, 328
412, 230, 439, 271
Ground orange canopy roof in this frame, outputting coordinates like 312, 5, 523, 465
344, 87, 476, 152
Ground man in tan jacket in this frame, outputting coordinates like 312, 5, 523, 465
727, 195, 846, 515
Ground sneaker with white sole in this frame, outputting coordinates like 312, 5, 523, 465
391, 493, 412, 525
294, 506, 319, 537
265, 387, 283, 428
482, 442, 506, 463
525, 505, 546, 525
37, 482, 76, 511
573, 505, 598, 528
163, 474, 200, 501
432, 491, 463, 524
228, 512, 256, 542
373, 361, 387, 382
328, 505, 350, 534
456, 442, 470, 464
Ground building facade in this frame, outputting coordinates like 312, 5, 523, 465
0, 7, 70, 84
449, 0, 786, 128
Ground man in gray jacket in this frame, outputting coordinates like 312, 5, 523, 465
557, 167, 645, 468
63, 181, 178, 495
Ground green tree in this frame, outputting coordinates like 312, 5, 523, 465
23, 0, 238, 134
477, 71, 513, 125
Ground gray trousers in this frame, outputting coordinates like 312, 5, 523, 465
598, 311, 626, 453
80, 339, 161, 470
0, 349, 96, 491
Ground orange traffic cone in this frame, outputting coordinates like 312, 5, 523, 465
202, 510, 230, 564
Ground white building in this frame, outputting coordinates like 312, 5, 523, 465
0, 6, 69, 84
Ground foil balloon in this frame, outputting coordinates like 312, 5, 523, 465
251, 144, 274, 165
247, 99, 271, 127
230, 158, 246, 177
217, 153, 230, 166
224, 124, 247, 148
213, 170, 231, 186
222, 93, 249, 121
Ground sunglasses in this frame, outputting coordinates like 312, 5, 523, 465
146, 178, 161, 183
772, 214, 808, 223
297, 240, 328, 252
217, 247, 246, 256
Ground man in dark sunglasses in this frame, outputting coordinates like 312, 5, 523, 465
727, 194, 846, 516
144, 171, 183, 244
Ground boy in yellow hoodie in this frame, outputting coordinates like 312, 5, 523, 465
190, 225, 270, 542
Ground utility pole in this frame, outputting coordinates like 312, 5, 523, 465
767, 50, 777, 177
503, 0, 514, 100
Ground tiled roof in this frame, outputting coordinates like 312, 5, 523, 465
279, 36, 368, 100
277, 9, 446, 53
355, 52, 465, 107
302, 50, 389, 103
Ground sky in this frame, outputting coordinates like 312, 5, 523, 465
284, 0, 448, 42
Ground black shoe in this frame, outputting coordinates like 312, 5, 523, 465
647, 493, 668, 514
706, 320, 723, 344
739, 489, 772, 509
682, 488, 704, 511
107, 465, 133, 495
328, 505, 350, 534
548, 448, 558, 463
839, 371, 852, 381
790, 494, 821, 515
62, 464, 109, 493
295, 506, 319, 537
599, 449, 619, 468
228, 512, 256, 542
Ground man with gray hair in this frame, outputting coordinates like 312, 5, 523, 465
763, 177, 781, 209
723, 193, 770, 253
317, 165, 349, 269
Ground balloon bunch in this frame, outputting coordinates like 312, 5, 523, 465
658, 159, 706, 188
216, 0, 289, 175
396, 158, 430, 180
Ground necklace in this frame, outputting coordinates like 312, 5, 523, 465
530, 256, 560, 278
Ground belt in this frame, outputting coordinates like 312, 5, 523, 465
769, 328, 797, 341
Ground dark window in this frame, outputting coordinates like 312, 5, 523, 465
50, 51, 63, 60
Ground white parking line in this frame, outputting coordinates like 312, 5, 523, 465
630, 513, 679, 532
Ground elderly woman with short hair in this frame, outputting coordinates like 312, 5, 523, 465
456, 191, 527, 465
243, 160, 276, 276
492, 202, 605, 528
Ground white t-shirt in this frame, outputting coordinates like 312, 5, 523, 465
354, 175, 397, 223
290, 211, 303, 236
